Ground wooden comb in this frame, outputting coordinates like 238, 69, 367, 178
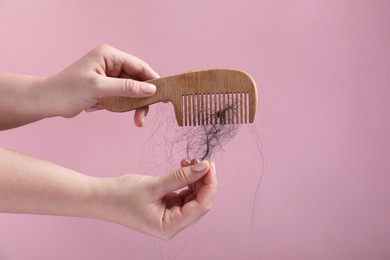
100, 69, 257, 126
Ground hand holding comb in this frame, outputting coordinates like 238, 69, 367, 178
100, 69, 257, 126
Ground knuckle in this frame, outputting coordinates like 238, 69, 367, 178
123, 79, 141, 96
196, 204, 211, 218
95, 43, 111, 53
88, 77, 106, 97
88, 75, 101, 87
174, 168, 190, 185
195, 201, 212, 215
160, 217, 177, 240
134, 63, 146, 76
159, 231, 176, 240
203, 203, 212, 214
92, 44, 118, 61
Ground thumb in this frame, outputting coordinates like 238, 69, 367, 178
156, 161, 210, 195
98, 76, 156, 98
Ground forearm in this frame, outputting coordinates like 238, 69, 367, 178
0, 147, 105, 219
0, 73, 48, 130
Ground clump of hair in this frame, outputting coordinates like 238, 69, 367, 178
182, 104, 241, 160
141, 100, 241, 173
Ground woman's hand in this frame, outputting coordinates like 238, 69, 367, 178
38, 44, 159, 126
0, 148, 217, 239
95, 160, 218, 239
0, 45, 158, 130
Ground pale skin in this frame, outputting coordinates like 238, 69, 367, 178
0, 44, 217, 240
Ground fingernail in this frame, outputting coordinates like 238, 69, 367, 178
141, 109, 147, 119
142, 83, 156, 94
211, 162, 216, 174
85, 107, 99, 112
191, 160, 208, 172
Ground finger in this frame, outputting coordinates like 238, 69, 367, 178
178, 188, 193, 200
85, 104, 102, 113
180, 159, 193, 195
118, 51, 160, 81
193, 162, 217, 206
183, 194, 195, 204
162, 163, 217, 234
188, 159, 199, 194
189, 158, 200, 165
180, 188, 195, 204
180, 159, 190, 167
185, 159, 198, 195
164, 192, 183, 209
97, 44, 159, 81
97, 76, 156, 98
183, 162, 217, 217
156, 161, 210, 196
187, 184, 193, 192
134, 106, 149, 127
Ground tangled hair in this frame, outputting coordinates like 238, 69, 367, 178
181, 104, 241, 160
141, 100, 242, 172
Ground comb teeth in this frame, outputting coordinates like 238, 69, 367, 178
181, 92, 250, 126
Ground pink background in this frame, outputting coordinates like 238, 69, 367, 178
1, 0, 390, 259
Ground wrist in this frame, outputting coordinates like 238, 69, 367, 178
30, 75, 61, 119
86, 174, 156, 234
86, 176, 122, 224
0, 73, 49, 130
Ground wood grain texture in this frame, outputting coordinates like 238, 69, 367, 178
99, 69, 258, 126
